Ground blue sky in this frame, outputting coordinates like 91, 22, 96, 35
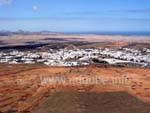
0, 0, 150, 32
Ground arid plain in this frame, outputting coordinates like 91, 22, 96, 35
0, 34, 150, 113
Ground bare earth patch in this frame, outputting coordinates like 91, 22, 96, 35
0, 64, 150, 112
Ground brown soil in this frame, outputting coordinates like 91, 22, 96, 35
0, 64, 150, 113
33, 92, 150, 113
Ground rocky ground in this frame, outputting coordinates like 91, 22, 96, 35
0, 64, 150, 113
33, 92, 150, 113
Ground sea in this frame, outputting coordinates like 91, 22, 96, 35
64, 31, 150, 36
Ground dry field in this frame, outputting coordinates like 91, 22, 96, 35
0, 34, 150, 48
0, 64, 150, 113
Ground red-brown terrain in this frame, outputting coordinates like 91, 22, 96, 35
0, 64, 150, 113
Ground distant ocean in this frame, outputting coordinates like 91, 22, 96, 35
64, 31, 150, 36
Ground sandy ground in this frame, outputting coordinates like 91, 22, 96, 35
0, 34, 150, 47
0, 64, 150, 112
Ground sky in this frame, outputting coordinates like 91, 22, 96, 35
0, 0, 150, 32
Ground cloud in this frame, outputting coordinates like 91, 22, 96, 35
110, 9, 150, 13
32, 5, 39, 11
0, 0, 12, 5
63, 11, 98, 16
126, 9, 150, 13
